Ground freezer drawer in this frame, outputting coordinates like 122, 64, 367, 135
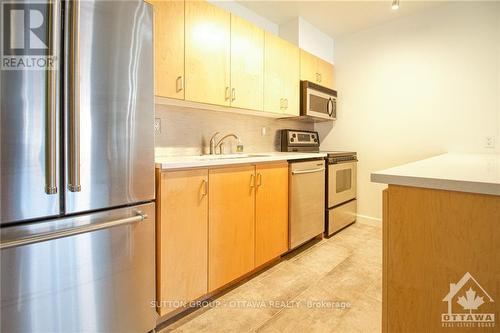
289, 160, 325, 249
327, 199, 357, 236
0, 202, 157, 333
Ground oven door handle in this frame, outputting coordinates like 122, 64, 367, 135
330, 160, 358, 165
292, 167, 325, 175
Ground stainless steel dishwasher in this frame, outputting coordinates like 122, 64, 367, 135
289, 159, 326, 249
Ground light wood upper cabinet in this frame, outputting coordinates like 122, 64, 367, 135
148, 0, 185, 99
263, 32, 282, 114
185, 1, 230, 106
255, 163, 289, 267
208, 165, 255, 291
299, 49, 319, 84
300, 49, 334, 89
230, 15, 264, 111
156, 169, 208, 316
264, 32, 300, 115
317, 57, 334, 89
281, 41, 300, 116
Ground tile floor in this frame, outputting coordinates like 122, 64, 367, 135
159, 222, 382, 333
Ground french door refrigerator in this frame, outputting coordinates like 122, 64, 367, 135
0, 0, 157, 332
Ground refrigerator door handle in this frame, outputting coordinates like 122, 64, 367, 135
45, 0, 60, 195
68, 0, 81, 192
0, 211, 147, 250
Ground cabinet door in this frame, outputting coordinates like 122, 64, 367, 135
157, 169, 208, 316
263, 32, 284, 114
185, 1, 230, 106
300, 49, 319, 83
281, 41, 300, 116
318, 58, 334, 89
208, 166, 255, 291
230, 15, 264, 110
255, 163, 289, 267
149, 0, 184, 99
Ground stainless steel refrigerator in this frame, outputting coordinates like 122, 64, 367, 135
0, 0, 157, 332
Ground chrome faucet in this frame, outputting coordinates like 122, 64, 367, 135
209, 132, 241, 155
209, 132, 220, 155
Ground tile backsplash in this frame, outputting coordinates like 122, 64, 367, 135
155, 104, 313, 156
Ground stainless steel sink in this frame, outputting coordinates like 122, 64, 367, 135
196, 154, 274, 160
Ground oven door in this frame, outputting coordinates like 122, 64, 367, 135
328, 161, 357, 207
305, 88, 336, 120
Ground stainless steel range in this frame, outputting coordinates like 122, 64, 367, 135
280, 129, 357, 237
325, 152, 358, 236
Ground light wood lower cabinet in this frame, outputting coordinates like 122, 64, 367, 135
255, 163, 289, 266
156, 163, 290, 316
382, 185, 500, 332
156, 169, 208, 316
208, 165, 256, 291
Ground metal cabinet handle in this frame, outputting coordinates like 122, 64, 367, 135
256, 173, 262, 187
68, 0, 81, 192
225, 87, 230, 101
250, 174, 255, 188
0, 211, 147, 250
201, 179, 208, 196
292, 167, 325, 175
45, 0, 59, 195
231, 88, 236, 101
176, 76, 184, 92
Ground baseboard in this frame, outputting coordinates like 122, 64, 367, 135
356, 214, 382, 227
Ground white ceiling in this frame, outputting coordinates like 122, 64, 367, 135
236, 1, 447, 38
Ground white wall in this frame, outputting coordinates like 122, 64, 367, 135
280, 17, 335, 64
209, 0, 279, 34
316, 1, 500, 222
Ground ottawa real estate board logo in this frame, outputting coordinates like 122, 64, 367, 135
442, 272, 495, 328
1, 1, 56, 70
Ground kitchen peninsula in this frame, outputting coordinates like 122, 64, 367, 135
371, 153, 500, 332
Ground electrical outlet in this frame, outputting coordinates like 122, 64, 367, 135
484, 136, 495, 149
154, 118, 161, 134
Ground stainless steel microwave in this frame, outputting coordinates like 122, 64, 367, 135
300, 80, 337, 121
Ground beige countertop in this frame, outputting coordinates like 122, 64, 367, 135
155, 152, 327, 170
371, 153, 500, 196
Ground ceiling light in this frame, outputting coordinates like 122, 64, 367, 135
391, 0, 400, 10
